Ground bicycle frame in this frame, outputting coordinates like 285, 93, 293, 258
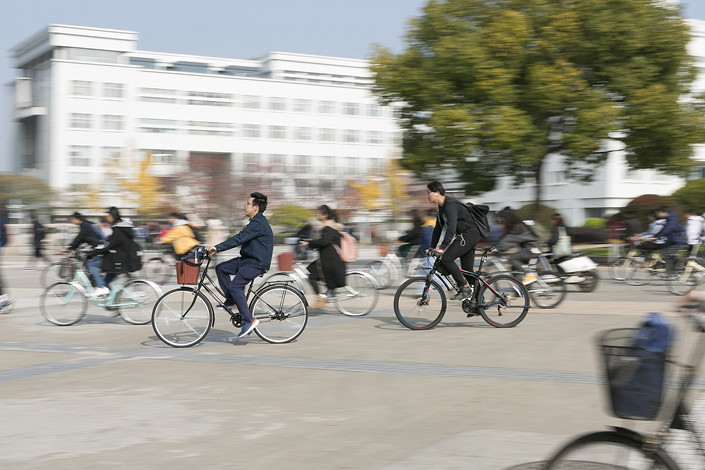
65, 259, 146, 309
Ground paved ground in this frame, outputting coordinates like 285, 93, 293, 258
0, 249, 703, 469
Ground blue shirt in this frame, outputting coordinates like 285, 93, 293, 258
215, 212, 273, 270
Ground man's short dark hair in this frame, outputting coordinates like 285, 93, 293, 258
427, 181, 445, 195
70, 211, 83, 221
251, 192, 268, 213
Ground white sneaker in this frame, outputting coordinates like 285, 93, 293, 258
89, 287, 111, 298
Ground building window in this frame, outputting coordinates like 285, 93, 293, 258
367, 103, 383, 117
343, 102, 360, 116
367, 131, 383, 144
270, 154, 286, 172
69, 146, 91, 166
244, 153, 261, 172
70, 113, 92, 129
321, 156, 336, 175
242, 95, 260, 109
68, 173, 91, 191
294, 155, 311, 173
71, 80, 92, 97
269, 126, 287, 139
293, 99, 312, 113
102, 115, 124, 131
102, 146, 122, 166
294, 127, 312, 140
148, 150, 177, 164
343, 129, 360, 143
103, 82, 124, 99
319, 128, 336, 142
66, 48, 120, 64
139, 118, 178, 133
140, 87, 178, 104
318, 100, 336, 114
243, 124, 261, 138
268, 97, 287, 111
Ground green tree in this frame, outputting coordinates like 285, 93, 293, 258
0, 173, 55, 213
671, 179, 705, 212
268, 204, 315, 230
370, 0, 705, 212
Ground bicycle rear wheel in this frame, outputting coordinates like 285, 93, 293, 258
393, 277, 447, 330
334, 271, 379, 316
608, 257, 631, 281
261, 272, 307, 293
624, 257, 653, 286
251, 284, 308, 343
152, 288, 213, 347
116, 279, 162, 325
41, 282, 87, 326
546, 430, 678, 469
478, 274, 529, 328
528, 276, 567, 309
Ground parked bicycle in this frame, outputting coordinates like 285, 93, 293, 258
151, 247, 308, 347
40, 251, 162, 326
393, 246, 530, 329
261, 257, 379, 316
545, 311, 705, 469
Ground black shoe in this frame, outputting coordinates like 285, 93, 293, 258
451, 285, 473, 300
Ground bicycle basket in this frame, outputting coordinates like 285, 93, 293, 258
599, 328, 669, 420
176, 260, 200, 285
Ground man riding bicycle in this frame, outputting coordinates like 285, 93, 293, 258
426, 181, 481, 300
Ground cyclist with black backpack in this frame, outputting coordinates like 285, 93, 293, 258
425, 181, 482, 300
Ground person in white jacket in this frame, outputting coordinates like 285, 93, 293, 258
685, 208, 705, 254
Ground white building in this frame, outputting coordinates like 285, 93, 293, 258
9, 24, 402, 220
478, 19, 705, 225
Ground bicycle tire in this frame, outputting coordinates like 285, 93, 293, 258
334, 271, 379, 316
393, 277, 447, 330
250, 284, 308, 343
261, 272, 307, 293
142, 257, 171, 284
40, 281, 88, 326
365, 259, 395, 289
667, 262, 705, 296
624, 256, 654, 286
528, 276, 567, 309
608, 257, 630, 281
41, 261, 74, 288
478, 274, 530, 328
152, 287, 213, 347
546, 429, 678, 469
577, 270, 600, 293
116, 279, 162, 325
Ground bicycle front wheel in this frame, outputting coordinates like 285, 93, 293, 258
116, 280, 162, 325
142, 257, 171, 284
608, 257, 630, 281
667, 262, 705, 295
365, 260, 395, 289
251, 284, 308, 343
334, 271, 379, 316
393, 277, 447, 330
624, 257, 653, 286
41, 282, 87, 326
152, 288, 213, 347
546, 430, 678, 469
41, 261, 74, 288
528, 277, 567, 309
478, 274, 529, 328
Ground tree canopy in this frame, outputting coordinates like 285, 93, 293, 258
0, 173, 55, 213
370, 0, 705, 204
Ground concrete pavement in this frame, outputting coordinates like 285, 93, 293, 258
0, 251, 703, 469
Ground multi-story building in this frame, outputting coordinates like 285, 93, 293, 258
10, 24, 402, 221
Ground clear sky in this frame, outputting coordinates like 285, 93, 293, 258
1, 0, 704, 171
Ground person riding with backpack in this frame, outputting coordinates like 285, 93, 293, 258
63, 211, 108, 297
426, 181, 482, 300
300, 205, 346, 310
87, 207, 142, 294
495, 208, 542, 284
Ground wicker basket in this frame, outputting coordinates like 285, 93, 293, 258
600, 328, 668, 420
176, 260, 200, 285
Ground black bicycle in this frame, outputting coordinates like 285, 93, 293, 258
151, 247, 308, 347
393, 246, 530, 329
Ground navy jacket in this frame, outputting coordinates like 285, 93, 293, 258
659, 212, 686, 247
68, 220, 102, 250
215, 213, 274, 270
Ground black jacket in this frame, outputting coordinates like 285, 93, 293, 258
308, 225, 346, 289
68, 220, 102, 250
89, 221, 139, 273
431, 196, 479, 249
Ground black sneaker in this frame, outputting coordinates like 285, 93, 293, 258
451, 285, 473, 300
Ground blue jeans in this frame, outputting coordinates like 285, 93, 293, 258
86, 256, 106, 288
215, 257, 263, 323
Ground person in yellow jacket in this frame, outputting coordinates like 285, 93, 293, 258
158, 212, 200, 260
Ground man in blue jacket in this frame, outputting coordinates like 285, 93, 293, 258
654, 206, 686, 275
208, 192, 273, 338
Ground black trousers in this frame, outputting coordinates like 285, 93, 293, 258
439, 230, 481, 287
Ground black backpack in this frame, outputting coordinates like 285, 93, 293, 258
465, 203, 491, 239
